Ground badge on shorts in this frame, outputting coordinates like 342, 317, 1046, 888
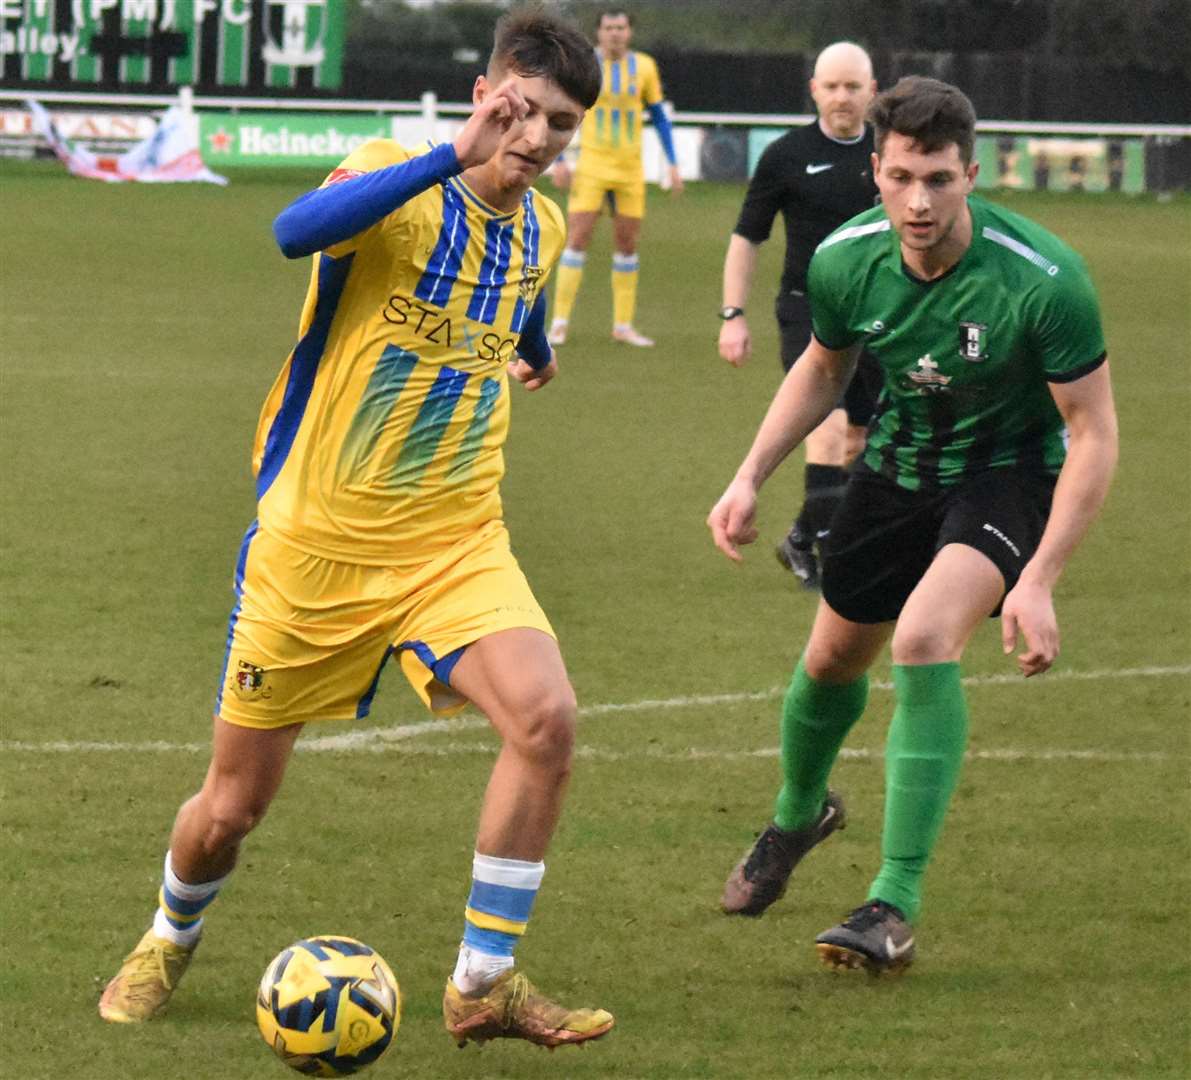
959, 321, 989, 362
231, 659, 272, 702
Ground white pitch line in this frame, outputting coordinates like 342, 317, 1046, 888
0, 740, 1178, 765
302, 663, 1191, 753
1, 663, 1186, 757
301, 687, 783, 753
287, 741, 1177, 765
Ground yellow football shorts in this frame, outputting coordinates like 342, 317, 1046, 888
567, 167, 646, 219
215, 520, 554, 728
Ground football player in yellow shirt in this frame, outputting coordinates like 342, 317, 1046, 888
548, 7, 684, 348
99, 8, 615, 1054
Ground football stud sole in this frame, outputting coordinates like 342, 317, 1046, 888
816, 942, 913, 976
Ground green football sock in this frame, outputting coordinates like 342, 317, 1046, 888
773, 659, 868, 832
869, 662, 969, 923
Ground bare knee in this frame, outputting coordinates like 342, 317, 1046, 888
890, 622, 962, 666
802, 632, 877, 683
196, 788, 272, 856
504, 689, 577, 771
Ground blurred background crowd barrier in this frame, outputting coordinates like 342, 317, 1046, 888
2, 0, 1188, 191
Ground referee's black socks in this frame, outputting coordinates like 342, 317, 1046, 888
794, 464, 849, 544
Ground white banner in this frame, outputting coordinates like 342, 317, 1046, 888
0, 108, 156, 142
27, 99, 227, 185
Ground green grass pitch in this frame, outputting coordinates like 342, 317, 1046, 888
1, 159, 1188, 1079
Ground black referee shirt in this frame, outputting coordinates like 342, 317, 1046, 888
733, 121, 878, 297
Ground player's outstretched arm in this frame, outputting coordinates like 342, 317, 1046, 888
273, 143, 462, 259
273, 76, 530, 260
1001, 361, 1118, 676
708, 338, 856, 561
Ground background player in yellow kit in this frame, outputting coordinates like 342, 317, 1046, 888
548, 7, 683, 348
98, 8, 615, 1052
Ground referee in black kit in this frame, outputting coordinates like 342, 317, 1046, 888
718, 41, 882, 589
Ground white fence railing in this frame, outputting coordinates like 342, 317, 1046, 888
2, 88, 1189, 137
2, 89, 1188, 193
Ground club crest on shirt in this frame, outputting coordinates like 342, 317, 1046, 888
518, 264, 545, 307
958, 321, 989, 362
231, 660, 272, 702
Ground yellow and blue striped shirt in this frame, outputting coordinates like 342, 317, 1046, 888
576, 49, 665, 181
254, 139, 565, 567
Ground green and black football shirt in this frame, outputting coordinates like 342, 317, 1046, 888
808, 195, 1106, 491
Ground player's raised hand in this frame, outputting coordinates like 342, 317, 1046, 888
718, 316, 751, 367
509, 353, 558, 392
454, 78, 530, 169
707, 478, 759, 562
1000, 577, 1059, 677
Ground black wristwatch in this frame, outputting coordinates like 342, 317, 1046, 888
718, 306, 745, 321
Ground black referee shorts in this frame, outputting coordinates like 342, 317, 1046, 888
775, 290, 880, 427
820, 465, 1057, 625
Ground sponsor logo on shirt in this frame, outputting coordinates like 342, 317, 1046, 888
381, 293, 517, 363
806, 162, 834, 175
905, 352, 952, 393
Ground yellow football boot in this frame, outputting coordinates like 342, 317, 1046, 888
98, 929, 196, 1023
443, 970, 613, 1049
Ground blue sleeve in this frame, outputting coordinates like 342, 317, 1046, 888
515, 294, 552, 371
273, 142, 462, 259
646, 102, 677, 166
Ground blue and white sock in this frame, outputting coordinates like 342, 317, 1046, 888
452, 852, 544, 994
152, 851, 228, 947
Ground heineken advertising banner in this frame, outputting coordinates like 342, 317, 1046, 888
199, 111, 389, 166
0, 0, 344, 91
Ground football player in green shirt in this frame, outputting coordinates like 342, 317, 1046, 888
708, 76, 1118, 973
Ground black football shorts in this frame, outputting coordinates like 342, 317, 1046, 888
820, 464, 1056, 624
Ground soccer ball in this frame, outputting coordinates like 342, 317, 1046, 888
256, 936, 400, 1077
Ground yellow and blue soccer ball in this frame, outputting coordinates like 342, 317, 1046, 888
256, 936, 400, 1077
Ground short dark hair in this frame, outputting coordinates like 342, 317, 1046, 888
489, 6, 602, 110
598, 9, 633, 26
868, 76, 977, 165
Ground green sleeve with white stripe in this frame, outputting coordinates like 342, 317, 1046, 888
806, 247, 862, 351
1031, 257, 1107, 380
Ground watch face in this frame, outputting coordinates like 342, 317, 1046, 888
719, 306, 743, 319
